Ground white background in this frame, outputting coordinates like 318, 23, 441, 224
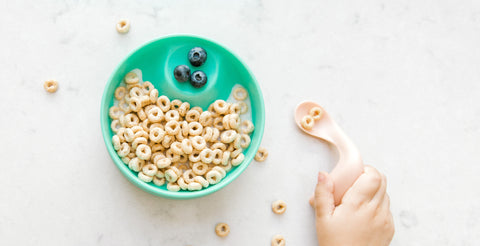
1, 0, 479, 245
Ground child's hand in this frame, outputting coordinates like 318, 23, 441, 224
312, 166, 394, 246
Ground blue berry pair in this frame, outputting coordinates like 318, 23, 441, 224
173, 47, 208, 88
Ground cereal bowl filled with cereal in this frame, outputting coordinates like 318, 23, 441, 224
100, 34, 265, 199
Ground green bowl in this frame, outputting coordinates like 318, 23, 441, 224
100, 34, 265, 199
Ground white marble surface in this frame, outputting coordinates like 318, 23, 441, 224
1, 0, 480, 245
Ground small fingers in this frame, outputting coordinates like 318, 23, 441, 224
372, 173, 387, 205
342, 165, 383, 207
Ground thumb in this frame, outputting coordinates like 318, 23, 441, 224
314, 172, 335, 218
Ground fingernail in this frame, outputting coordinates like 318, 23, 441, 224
318, 172, 325, 183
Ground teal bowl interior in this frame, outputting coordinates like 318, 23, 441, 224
100, 34, 265, 199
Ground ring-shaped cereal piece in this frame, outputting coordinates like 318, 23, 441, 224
117, 143, 130, 157
187, 182, 202, 191
149, 89, 159, 103
272, 200, 287, 214
125, 114, 140, 127
222, 115, 231, 130
109, 106, 123, 119
200, 148, 214, 164
170, 141, 183, 155
301, 115, 315, 130
229, 114, 240, 130
134, 130, 148, 140
170, 99, 182, 110
188, 122, 203, 136
215, 223, 230, 237
165, 120, 181, 136
240, 120, 254, 134
119, 99, 130, 112
212, 149, 223, 165
231, 148, 243, 158
211, 142, 226, 151
212, 128, 220, 141
201, 127, 213, 142
229, 103, 241, 114
194, 176, 209, 188
191, 106, 203, 114
121, 157, 130, 165
255, 147, 268, 162
142, 163, 158, 177
156, 95, 171, 112
153, 177, 165, 186
235, 134, 251, 149
162, 134, 175, 148
231, 153, 245, 166
199, 111, 213, 126
166, 182, 180, 192
142, 81, 154, 93
189, 151, 202, 163
123, 128, 135, 142
149, 127, 165, 143
182, 169, 196, 184
147, 107, 164, 123
44, 80, 58, 93
223, 162, 232, 171
271, 235, 286, 246
221, 130, 237, 143
309, 106, 323, 121
111, 120, 122, 133
129, 87, 143, 98
149, 122, 163, 131
178, 102, 190, 117
192, 162, 208, 176
213, 100, 229, 114
138, 172, 153, 182
232, 87, 248, 100
165, 169, 179, 183
206, 170, 222, 184
128, 157, 145, 172
221, 151, 231, 166
116, 128, 126, 142
151, 143, 164, 153
156, 157, 171, 169
112, 135, 122, 150
165, 110, 180, 122
212, 166, 226, 178
191, 136, 206, 151
177, 177, 188, 190
116, 19, 130, 34
155, 170, 164, 178
127, 152, 136, 159
131, 125, 143, 134
115, 86, 126, 100
213, 117, 224, 131
175, 131, 185, 141
132, 137, 148, 150
179, 121, 189, 137
137, 109, 147, 121
124, 71, 139, 84
238, 101, 248, 114
185, 110, 200, 122
136, 144, 152, 160
181, 139, 193, 154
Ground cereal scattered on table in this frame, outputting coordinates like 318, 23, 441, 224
44, 80, 58, 93
272, 200, 287, 214
215, 223, 230, 237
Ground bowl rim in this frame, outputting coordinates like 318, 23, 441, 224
100, 34, 265, 199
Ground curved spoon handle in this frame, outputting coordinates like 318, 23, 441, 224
327, 122, 364, 205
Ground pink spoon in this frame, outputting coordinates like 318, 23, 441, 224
295, 101, 364, 205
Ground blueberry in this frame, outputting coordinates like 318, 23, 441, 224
173, 65, 190, 82
190, 71, 207, 88
188, 47, 207, 67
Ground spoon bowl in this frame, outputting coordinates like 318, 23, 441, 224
295, 101, 364, 205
